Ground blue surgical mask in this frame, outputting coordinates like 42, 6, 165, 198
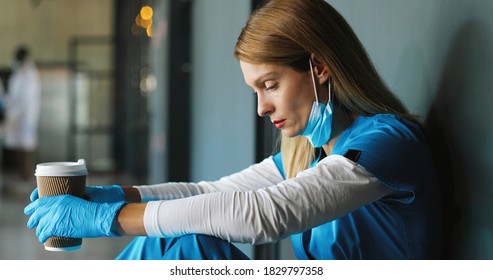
300, 59, 333, 148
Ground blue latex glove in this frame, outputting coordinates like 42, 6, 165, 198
84, 185, 126, 203
24, 194, 126, 244
29, 185, 125, 203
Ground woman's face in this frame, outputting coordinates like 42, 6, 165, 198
240, 61, 315, 138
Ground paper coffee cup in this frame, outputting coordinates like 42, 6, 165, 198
34, 159, 88, 251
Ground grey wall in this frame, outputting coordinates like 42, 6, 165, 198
330, 0, 493, 259
191, 0, 254, 257
191, 1, 254, 182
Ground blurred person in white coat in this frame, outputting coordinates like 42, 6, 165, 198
2, 46, 41, 181
0, 78, 4, 119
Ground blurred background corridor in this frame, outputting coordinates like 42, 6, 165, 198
1, 0, 493, 260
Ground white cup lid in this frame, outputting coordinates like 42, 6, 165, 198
35, 159, 88, 176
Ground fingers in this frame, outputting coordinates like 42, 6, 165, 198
24, 195, 73, 244
26, 212, 39, 230
24, 197, 51, 243
35, 224, 49, 244
23, 199, 38, 216
24, 199, 41, 229
29, 188, 39, 202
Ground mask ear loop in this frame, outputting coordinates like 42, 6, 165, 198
309, 59, 319, 103
328, 76, 332, 102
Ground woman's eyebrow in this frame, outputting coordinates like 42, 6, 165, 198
253, 72, 279, 87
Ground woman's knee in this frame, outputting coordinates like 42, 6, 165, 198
163, 234, 249, 260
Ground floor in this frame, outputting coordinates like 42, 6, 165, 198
0, 170, 134, 260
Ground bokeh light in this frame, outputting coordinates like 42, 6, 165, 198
140, 6, 153, 21
132, 6, 154, 37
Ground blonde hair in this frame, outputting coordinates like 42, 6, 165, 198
235, 0, 417, 178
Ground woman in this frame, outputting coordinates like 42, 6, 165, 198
24, 0, 441, 259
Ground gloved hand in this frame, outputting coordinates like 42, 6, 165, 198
84, 185, 126, 203
29, 185, 125, 203
24, 194, 126, 244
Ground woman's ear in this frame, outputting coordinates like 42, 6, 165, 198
310, 53, 331, 84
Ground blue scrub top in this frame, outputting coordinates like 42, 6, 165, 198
274, 114, 441, 259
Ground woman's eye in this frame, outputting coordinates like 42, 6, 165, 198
265, 83, 278, 91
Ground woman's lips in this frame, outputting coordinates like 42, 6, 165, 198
273, 119, 286, 129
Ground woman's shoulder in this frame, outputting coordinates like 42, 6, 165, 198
332, 113, 429, 164
353, 114, 422, 135
339, 114, 423, 147
331, 114, 435, 195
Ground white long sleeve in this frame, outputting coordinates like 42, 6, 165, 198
143, 155, 391, 245
135, 156, 284, 201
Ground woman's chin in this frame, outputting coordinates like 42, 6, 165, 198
281, 129, 302, 138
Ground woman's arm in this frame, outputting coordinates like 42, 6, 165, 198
112, 155, 391, 243
112, 202, 147, 236
130, 156, 284, 202
112, 155, 284, 235
121, 185, 142, 203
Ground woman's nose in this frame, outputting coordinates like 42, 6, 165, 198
257, 94, 273, 117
